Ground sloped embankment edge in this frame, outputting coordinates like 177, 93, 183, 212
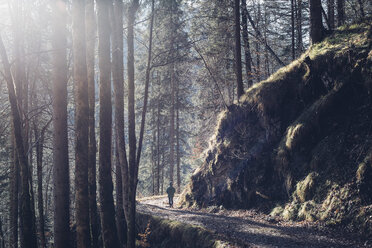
136, 213, 231, 248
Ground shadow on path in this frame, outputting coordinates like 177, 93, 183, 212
138, 200, 363, 248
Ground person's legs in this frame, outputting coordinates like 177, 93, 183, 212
170, 197, 173, 207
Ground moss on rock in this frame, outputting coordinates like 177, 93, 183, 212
294, 172, 319, 203
356, 152, 372, 204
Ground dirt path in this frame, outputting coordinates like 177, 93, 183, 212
137, 196, 370, 248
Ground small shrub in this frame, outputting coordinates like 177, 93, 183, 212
137, 221, 151, 248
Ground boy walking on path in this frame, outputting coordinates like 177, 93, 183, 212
166, 182, 175, 208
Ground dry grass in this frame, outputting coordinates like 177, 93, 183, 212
309, 22, 371, 60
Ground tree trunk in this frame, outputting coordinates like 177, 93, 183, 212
263, 3, 270, 77
86, 0, 100, 247
291, 0, 296, 60
126, 1, 140, 247
241, 0, 253, 86
97, 0, 121, 247
255, 3, 261, 81
322, 3, 332, 30
44, 162, 53, 229
176, 81, 181, 194
9, 132, 18, 248
327, 0, 335, 30
111, 0, 128, 247
169, 66, 175, 186
337, 0, 344, 26
34, 121, 49, 248
0, 34, 38, 248
0, 218, 5, 248
161, 151, 165, 195
169, 0, 176, 187
156, 93, 161, 195
11, 3, 38, 247
357, 0, 365, 18
309, 0, 324, 43
36, 132, 46, 248
72, 0, 91, 247
50, 2, 71, 247
115, 141, 126, 246
136, 0, 155, 173
296, 0, 303, 54
151, 127, 156, 195
234, 0, 244, 98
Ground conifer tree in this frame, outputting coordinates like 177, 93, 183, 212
50, 1, 71, 247
97, 0, 121, 247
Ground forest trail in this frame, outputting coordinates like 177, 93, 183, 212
137, 196, 370, 248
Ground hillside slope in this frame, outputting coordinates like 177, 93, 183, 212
181, 21, 372, 237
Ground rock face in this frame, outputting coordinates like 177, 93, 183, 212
182, 22, 372, 236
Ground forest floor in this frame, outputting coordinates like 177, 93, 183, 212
137, 196, 371, 248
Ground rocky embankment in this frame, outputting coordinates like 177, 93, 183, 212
181, 21, 372, 238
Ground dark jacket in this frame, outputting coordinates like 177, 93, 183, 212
166, 186, 175, 197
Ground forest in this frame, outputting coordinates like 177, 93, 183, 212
0, 0, 371, 247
